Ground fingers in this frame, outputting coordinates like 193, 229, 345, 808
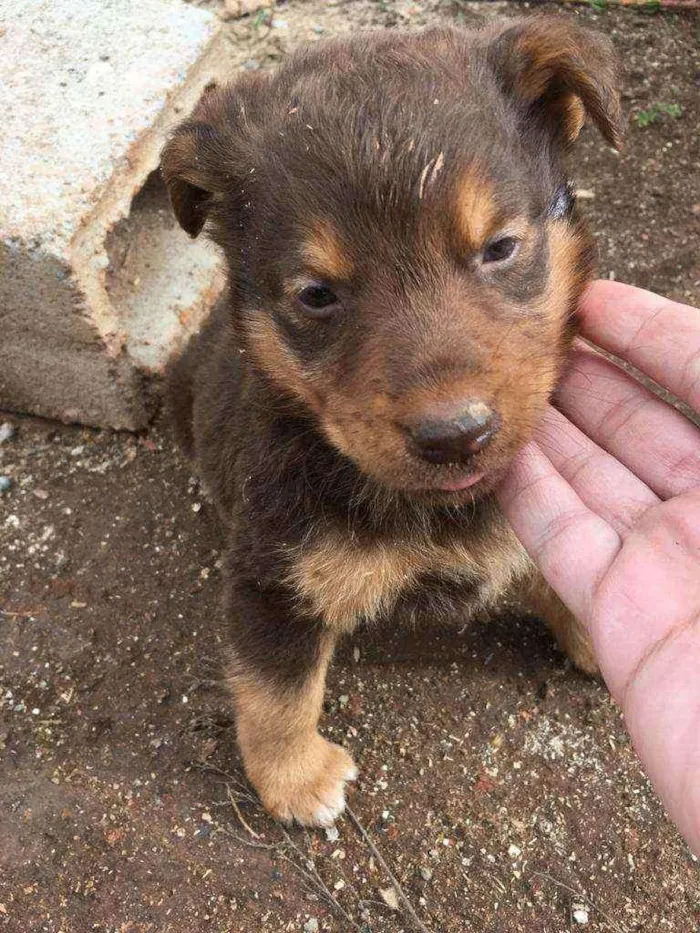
624, 626, 700, 858
579, 280, 700, 412
556, 345, 700, 499
585, 491, 700, 857
496, 441, 621, 624
534, 404, 659, 535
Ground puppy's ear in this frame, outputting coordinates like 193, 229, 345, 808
161, 76, 269, 238
161, 86, 230, 237
487, 17, 623, 150
161, 125, 222, 237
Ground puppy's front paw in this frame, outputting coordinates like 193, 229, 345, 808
567, 635, 600, 678
252, 735, 357, 827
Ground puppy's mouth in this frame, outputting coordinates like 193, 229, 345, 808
400, 447, 517, 500
434, 470, 486, 492
394, 461, 494, 498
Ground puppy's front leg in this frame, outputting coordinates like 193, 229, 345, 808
226, 581, 357, 826
527, 573, 599, 676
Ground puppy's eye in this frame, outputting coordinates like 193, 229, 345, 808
297, 283, 341, 317
482, 236, 519, 264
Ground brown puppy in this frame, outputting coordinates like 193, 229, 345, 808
162, 17, 622, 826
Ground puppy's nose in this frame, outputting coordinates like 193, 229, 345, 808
403, 400, 499, 465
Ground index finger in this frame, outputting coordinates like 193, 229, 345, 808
497, 441, 622, 624
579, 280, 700, 413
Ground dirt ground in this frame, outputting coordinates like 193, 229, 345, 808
2, 2, 700, 932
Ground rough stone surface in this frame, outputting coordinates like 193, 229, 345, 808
0, 0, 228, 429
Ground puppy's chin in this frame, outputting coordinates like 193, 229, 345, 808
337, 450, 508, 506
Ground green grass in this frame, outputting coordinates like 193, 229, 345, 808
635, 102, 683, 128
252, 8, 271, 29
588, 0, 660, 11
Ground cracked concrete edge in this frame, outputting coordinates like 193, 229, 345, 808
70, 27, 234, 361
1, 28, 233, 430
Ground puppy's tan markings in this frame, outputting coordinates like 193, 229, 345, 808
527, 574, 599, 675
302, 219, 352, 281
562, 95, 586, 143
455, 167, 500, 248
244, 312, 323, 413
228, 635, 357, 826
536, 219, 587, 320
286, 523, 531, 631
288, 536, 427, 631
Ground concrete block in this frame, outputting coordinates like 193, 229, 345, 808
0, 0, 229, 429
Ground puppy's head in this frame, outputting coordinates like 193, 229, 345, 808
162, 18, 622, 501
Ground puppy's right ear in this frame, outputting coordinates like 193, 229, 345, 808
161, 79, 265, 238
161, 120, 224, 238
161, 86, 230, 237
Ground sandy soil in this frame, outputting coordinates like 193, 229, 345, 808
1, 2, 699, 931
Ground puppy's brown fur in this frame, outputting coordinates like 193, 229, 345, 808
162, 18, 622, 826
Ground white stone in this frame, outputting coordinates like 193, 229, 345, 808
0, 0, 229, 427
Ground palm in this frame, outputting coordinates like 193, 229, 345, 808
498, 281, 700, 855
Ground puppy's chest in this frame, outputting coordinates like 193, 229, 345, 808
284, 523, 530, 631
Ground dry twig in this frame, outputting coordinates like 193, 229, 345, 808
277, 824, 367, 933
524, 0, 700, 8
346, 805, 433, 933
226, 784, 262, 839
531, 872, 630, 933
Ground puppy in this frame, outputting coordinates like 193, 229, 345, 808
162, 17, 622, 826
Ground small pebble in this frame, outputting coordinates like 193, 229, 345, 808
572, 904, 589, 925
420, 866, 433, 881
222, 0, 267, 18
325, 826, 340, 843
303, 920, 319, 933
0, 476, 11, 493
0, 422, 15, 443
379, 886, 399, 910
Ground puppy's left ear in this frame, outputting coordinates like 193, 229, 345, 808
487, 16, 624, 150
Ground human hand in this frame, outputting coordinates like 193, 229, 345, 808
497, 280, 700, 855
